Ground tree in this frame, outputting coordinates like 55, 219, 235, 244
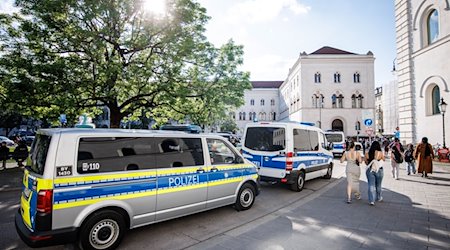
0, 0, 250, 127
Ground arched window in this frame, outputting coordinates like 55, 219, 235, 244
334, 72, 341, 83
312, 94, 324, 108
242, 112, 246, 120
238, 112, 243, 120
331, 94, 337, 108
271, 99, 275, 106
272, 112, 276, 120
260, 99, 265, 106
314, 72, 321, 83
432, 85, 440, 114
250, 99, 255, 106
251, 112, 256, 121
337, 94, 344, 108
427, 9, 439, 45
351, 94, 356, 108
353, 72, 360, 83
357, 94, 364, 108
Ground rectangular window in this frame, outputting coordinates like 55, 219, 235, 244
77, 137, 204, 174
294, 129, 319, 151
29, 134, 52, 175
207, 139, 243, 165
293, 129, 310, 151
244, 127, 286, 151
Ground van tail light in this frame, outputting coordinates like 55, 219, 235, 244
37, 190, 53, 214
286, 152, 294, 171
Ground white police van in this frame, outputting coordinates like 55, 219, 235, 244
324, 131, 346, 157
15, 129, 259, 249
242, 122, 333, 192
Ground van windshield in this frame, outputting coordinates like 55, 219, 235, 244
244, 127, 285, 151
325, 134, 343, 143
28, 134, 51, 175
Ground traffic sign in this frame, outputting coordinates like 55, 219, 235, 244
364, 119, 373, 126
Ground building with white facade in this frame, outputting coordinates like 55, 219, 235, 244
375, 87, 383, 136
278, 46, 375, 138
383, 79, 400, 137
232, 81, 282, 135
395, 0, 450, 145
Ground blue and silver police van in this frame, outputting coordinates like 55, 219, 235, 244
15, 129, 259, 249
241, 122, 333, 192
324, 131, 346, 157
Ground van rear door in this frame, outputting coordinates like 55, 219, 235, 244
20, 134, 53, 231
242, 126, 286, 178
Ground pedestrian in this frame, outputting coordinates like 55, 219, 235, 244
414, 137, 434, 178
13, 140, 29, 167
365, 141, 385, 206
404, 143, 416, 175
0, 141, 10, 170
340, 141, 363, 204
390, 137, 404, 180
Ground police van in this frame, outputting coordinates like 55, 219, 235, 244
324, 131, 346, 157
15, 129, 259, 249
242, 122, 333, 192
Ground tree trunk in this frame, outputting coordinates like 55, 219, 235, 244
109, 105, 123, 128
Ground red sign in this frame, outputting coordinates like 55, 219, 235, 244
438, 148, 449, 162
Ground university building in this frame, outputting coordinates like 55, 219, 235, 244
232, 46, 376, 138
395, 0, 450, 145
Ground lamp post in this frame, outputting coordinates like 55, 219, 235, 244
439, 98, 447, 148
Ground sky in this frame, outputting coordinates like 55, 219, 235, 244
197, 0, 397, 86
0, 0, 397, 86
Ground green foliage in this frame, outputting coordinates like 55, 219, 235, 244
0, 0, 250, 127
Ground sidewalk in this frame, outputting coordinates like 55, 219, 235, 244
0, 162, 24, 192
189, 159, 450, 250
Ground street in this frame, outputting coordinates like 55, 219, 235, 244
2, 159, 450, 249
0, 160, 346, 250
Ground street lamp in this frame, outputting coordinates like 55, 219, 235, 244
439, 98, 447, 148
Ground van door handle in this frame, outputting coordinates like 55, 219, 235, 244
211, 167, 218, 172
196, 169, 204, 173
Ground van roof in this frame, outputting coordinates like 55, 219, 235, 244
244, 122, 323, 132
37, 128, 214, 138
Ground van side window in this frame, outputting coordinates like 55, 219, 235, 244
154, 138, 204, 168
293, 129, 319, 151
293, 129, 310, 151
309, 131, 319, 151
207, 139, 242, 165
77, 137, 205, 174
77, 137, 158, 174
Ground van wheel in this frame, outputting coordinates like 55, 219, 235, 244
235, 183, 256, 211
323, 164, 333, 179
290, 171, 305, 192
79, 210, 126, 250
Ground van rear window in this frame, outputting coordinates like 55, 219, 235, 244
244, 127, 285, 151
29, 134, 52, 175
325, 134, 343, 143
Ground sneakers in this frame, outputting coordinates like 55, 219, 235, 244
347, 199, 352, 204
370, 202, 375, 206
377, 197, 383, 202
355, 193, 362, 200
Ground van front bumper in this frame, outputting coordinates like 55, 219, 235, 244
15, 210, 78, 248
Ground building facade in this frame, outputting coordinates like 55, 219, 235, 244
395, 0, 450, 145
375, 87, 383, 136
278, 46, 376, 138
232, 81, 282, 135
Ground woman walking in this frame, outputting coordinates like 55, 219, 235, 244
365, 141, 385, 206
340, 141, 363, 204
414, 137, 434, 178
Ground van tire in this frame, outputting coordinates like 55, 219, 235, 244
323, 164, 333, 179
235, 183, 256, 211
290, 171, 305, 192
78, 210, 126, 250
